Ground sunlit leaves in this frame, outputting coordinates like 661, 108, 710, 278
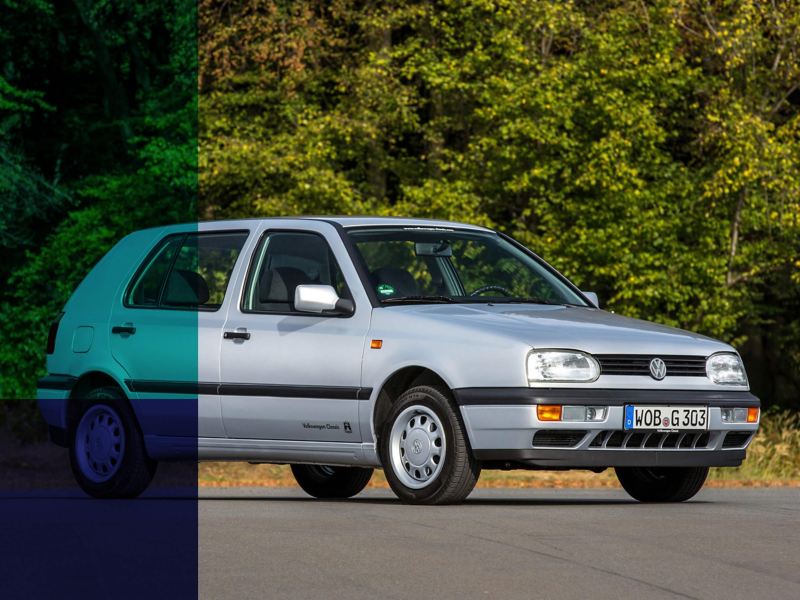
197, 1, 799, 371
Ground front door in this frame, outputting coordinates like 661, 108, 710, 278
219, 227, 370, 442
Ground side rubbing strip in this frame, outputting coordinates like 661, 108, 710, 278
125, 379, 372, 400
218, 383, 368, 399
37, 375, 79, 391
125, 380, 218, 395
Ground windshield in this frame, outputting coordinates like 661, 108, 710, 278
347, 227, 588, 306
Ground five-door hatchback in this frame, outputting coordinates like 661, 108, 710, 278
38, 217, 760, 504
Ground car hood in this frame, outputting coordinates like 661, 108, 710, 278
385, 303, 732, 356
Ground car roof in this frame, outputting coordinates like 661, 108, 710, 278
316, 216, 491, 230
138, 216, 493, 234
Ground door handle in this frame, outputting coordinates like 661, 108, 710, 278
223, 330, 251, 341
112, 324, 136, 335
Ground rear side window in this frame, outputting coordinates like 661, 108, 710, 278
242, 231, 351, 313
126, 231, 248, 310
128, 236, 183, 306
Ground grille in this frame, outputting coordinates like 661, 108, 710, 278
595, 355, 707, 377
590, 430, 712, 449
722, 431, 753, 448
532, 430, 587, 448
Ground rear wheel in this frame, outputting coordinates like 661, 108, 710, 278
291, 464, 373, 499
69, 386, 157, 499
615, 466, 709, 502
379, 385, 480, 505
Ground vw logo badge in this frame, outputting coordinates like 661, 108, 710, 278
649, 357, 667, 380
412, 439, 423, 454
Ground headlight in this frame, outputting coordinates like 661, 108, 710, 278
706, 353, 748, 386
527, 350, 600, 383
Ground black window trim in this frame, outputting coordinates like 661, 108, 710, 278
123, 229, 251, 313
321, 220, 382, 308
495, 231, 594, 308
238, 228, 357, 318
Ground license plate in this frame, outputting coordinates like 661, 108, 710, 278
624, 405, 708, 431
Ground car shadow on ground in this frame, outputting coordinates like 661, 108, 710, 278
194, 494, 653, 506
0, 490, 716, 506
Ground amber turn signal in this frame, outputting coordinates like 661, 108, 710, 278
747, 407, 759, 423
370, 339, 383, 349
537, 405, 562, 421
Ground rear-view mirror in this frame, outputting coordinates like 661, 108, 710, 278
415, 241, 452, 257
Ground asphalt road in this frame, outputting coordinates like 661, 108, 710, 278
199, 487, 800, 600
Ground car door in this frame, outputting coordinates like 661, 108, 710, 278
218, 223, 371, 442
109, 228, 250, 440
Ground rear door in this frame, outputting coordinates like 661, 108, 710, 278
219, 222, 371, 442
109, 228, 250, 439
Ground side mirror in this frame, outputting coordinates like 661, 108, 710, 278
294, 285, 354, 315
582, 291, 599, 308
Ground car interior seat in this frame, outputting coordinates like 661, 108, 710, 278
163, 269, 211, 306
257, 266, 317, 311
370, 267, 419, 297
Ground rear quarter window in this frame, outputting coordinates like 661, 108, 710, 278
127, 236, 183, 306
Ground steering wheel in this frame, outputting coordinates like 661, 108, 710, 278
469, 284, 513, 297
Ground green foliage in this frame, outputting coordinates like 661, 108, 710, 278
0, 0, 196, 435
1, 0, 799, 438
200, 0, 800, 406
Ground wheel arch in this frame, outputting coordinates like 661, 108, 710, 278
371, 365, 453, 441
67, 370, 134, 433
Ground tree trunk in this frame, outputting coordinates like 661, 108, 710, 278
726, 188, 746, 287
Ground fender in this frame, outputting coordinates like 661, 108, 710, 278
361, 361, 457, 447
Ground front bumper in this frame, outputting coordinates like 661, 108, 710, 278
454, 387, 760, 468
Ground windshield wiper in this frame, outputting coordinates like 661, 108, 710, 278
381, 295, 459, 304
489, 298, 576, 307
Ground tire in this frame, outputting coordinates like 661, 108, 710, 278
379, 385, 480, 505
615, 466, 709, 503
291, 464, 373, 499
69, 386, 157, 499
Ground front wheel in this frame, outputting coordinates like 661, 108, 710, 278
291, 464, 373, 499
615, 466, 709, 502
69, 387, 157, 499
379, 385, 480, 505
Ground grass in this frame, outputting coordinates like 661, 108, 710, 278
198, 409, 800, 489
707, 408, 800, 482
3, 410, 796, 491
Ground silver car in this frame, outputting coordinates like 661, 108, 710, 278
37, 217, 760, 504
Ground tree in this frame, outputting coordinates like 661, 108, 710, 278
199, 0, 800, 407
0, 0, 197, 435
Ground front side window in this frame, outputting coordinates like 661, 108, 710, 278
347, 227, 587, 306
242, 231, 351, 313
127, 231, 248, 310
